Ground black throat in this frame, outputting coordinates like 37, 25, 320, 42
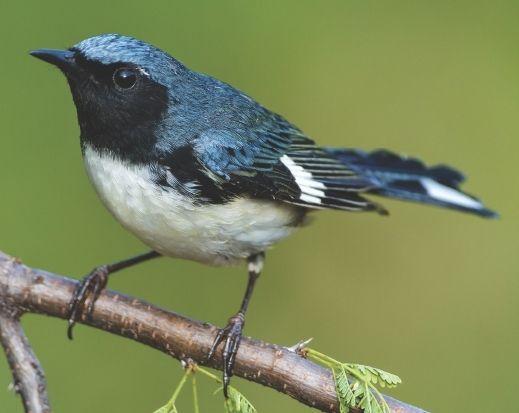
68, 69, 169, 164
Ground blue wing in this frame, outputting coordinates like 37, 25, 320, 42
162, 109, 495, 218
191, 115, 384, 213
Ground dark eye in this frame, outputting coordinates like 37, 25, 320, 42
113, 67, 138, 90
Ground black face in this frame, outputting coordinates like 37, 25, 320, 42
39, 49, 170, 163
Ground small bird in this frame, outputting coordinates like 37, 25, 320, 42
31, 34, 496, 395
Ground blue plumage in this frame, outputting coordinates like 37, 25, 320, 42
324, 148, 497, 217
30, 34, 497, 396
47, 33, 496, 217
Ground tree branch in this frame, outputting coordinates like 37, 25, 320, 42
0, 306, 51, 412
0, 251, 426, 413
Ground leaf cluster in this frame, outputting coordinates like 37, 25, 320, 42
307, 348, 401, 413
152, 345, 400, 413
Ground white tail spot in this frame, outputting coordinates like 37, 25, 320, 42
421, 178, 482, 209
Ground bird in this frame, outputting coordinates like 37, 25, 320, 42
30, 34, 496, 395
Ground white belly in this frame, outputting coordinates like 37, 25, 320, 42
83, 145, 300, 266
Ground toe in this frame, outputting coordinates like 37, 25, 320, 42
208, 327, 227, 360
220, 315, 244, 397
206, 314, 246, 398
66, 269, 109, 339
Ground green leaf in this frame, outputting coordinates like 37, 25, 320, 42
333, 366, 356, 412
152, 406, 170, 413
221, 386, 257, 413
372, 367, 402, 387
153, 402, 179, 413
152, 402, 178, 413
354, 364, 402, 388
305, 348, 400, 413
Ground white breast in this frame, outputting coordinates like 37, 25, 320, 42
82, 145, 300, 266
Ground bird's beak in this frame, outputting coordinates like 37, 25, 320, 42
30, 49, 76, 73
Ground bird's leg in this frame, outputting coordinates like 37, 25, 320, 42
208, 252, 265, 397
67, 250, 161, 339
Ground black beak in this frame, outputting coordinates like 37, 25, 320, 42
30, 49, 76, 72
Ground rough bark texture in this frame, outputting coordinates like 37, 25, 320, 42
0, 251, 427, 413
0, 310, 51, 413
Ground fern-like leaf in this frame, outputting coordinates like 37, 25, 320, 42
333, 366, 356, 412
305, 348, 400, 413
152, 402, 178, 413
355, 365, 401, 388
223, 386, 257, 413
371, 367, 401, 387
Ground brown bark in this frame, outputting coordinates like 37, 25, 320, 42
0, 251, 426, 413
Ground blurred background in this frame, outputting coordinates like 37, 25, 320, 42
0, 1, 516, 412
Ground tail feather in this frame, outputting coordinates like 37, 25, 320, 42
324, 148, 497, 218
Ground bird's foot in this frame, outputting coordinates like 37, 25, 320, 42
66, 265, 109, 340
207, 312, 245, 397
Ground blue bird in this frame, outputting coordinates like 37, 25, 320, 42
30, 34, 496, 395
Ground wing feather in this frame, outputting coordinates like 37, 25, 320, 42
191, 115, 386, 214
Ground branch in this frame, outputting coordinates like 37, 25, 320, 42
0, 307, 51, 412
0, 251, 426, 413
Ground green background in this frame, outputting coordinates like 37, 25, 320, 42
0, 1, 516, 412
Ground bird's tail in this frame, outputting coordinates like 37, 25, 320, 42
323, 148, 497, 218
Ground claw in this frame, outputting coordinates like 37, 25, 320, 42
66, 266, 109, 339
208, 312, 245, 397
207, 328, 226, 360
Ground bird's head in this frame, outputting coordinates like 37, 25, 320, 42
30, 34, 186, 160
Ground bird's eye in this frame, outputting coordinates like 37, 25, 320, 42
113, 67, 138, 90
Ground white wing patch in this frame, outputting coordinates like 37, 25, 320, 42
421, 178, 483, 209
280, 155, 325, 204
